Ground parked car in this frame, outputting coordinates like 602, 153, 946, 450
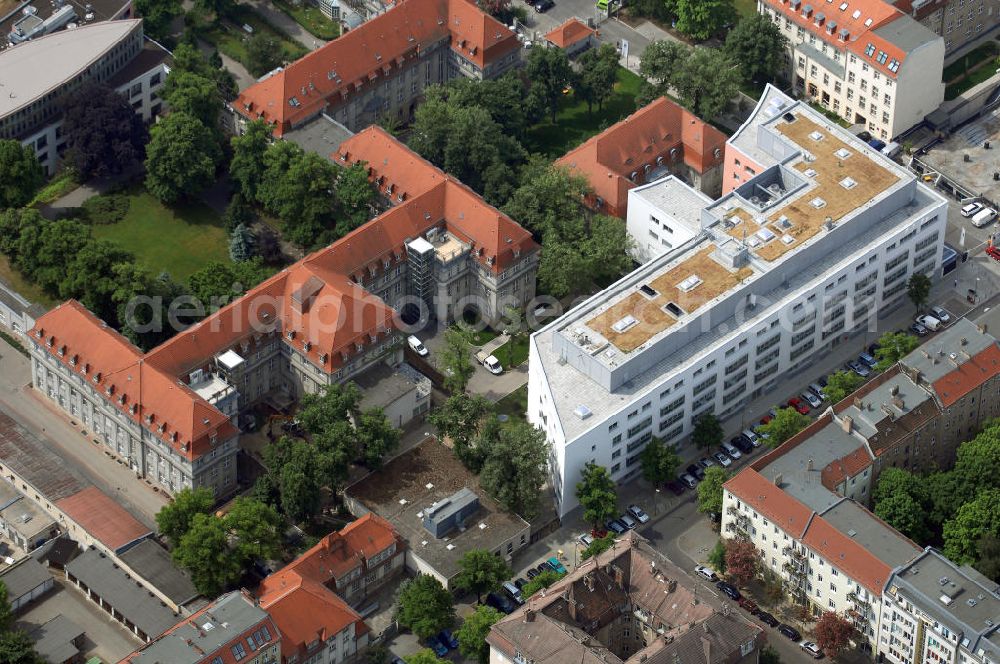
534, 0, 554, 10
930, 306, 951, 323
699, 457, 717, 469
867, 342, 881, 357
407, 335, 429, 356
916, 314, 942, 331
538, 561, 555, 573
742, 428, 762, 447
546, 557, 567, 574
859, 351, 878, 369
502, 582, 524, 606
800, 642, 823, 658
619, 514, 638, 530
757, 611, 779, 627
666, 480, 687, 495
606, 518, 628, 535
485, 592, 516, 614
910, 322, 929, 336
848, 360, 870, 378
739, 598, 758, 614
514, 577, 528, 590
392, 657, 406, 664
868, 138, 886, 151
424, 637, 449, 657
687, 463, 705, 480
787, 397, 810, 415
961, 201, 985, 217
526, 568, 540, 580
716, 581, 741, 601
767, 408, 779, 419
801, 391, 822, 409
680, 473, 698, 489
972, 207, 997, 228
481, 354, 504, 375
713, 452, 733, 467
627, 504, 651, 524
439, 629, 460, 649
694, 565, 718, 581
579, 533, 594, 547
731, 435, 753, 454
778, 624, 802, 641
721, 441, 742, 459
817, 374, 829, 387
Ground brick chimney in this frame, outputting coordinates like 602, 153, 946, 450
841, 415, 853, 434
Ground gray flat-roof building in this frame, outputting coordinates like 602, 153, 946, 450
65, 548, 181, 642
0, 556, 53, 613
118, 540, 200, 612
0, 478, 58, 552
27, 614, 85, 664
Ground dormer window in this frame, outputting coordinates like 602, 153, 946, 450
92, 372, 101, 383
69, 355, 78, 366
287, 330, 296, 341
105, 385, 114, 397
58, 345, 66, 357
146, 414, 154, 425
46, 336, 54, 348
304, 341, 312, 352
158, 423, 166, 434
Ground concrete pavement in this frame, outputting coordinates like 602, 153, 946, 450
0, 337, 167, 527
242, 0, 329, 50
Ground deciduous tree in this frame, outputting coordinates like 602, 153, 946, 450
156, 487, 214, 544
428, 393, 495, 471
456, 605, 504, 664
62, 82, 147, 179
638, 40, 689, 102
692, 412, 723, 450
674, 0, 735, 40
576, 462, 618, 529
944, 489, 1000, 564
673, 47, 740, 119
874, 331, 920, 370
439, 327, 475, 394
522, 569, 563, 597
134, 0, 182, 39
246, 33, 283, 78
0, 140, 43, 209
224, 496, 283, 563
697, 466, 727, 516
875, 492, 930, 543
581, 533, 616, 560
823, 370, 864, 404
526, 46, 574, 124
575, 44, 620, 113
172, 513, 242, 596
230, 119, 272, 201
396, 575, 456, 639
162, 70, 222, 129
454, 550, 512, 602
708, 539, 727, 575
724, 537, 759, 586
757, 407, 811, 447
405, 650, 447, 664
479, 421, 549, 518
724, 14, 788, 85
814, 612, 855, 658
355, 408, 400, 469
145, 111, 222, 203
0, 631, 43, 664
907, 273, 931, 312
640, 436, 680, 487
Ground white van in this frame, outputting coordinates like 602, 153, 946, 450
916, 314, 941, 331
407, 335, 429, 356
881, 142, 902, 159
972, 207, 997, 228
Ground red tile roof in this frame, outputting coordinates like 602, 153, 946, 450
234, 0, 518, 136
33, 133, 535, 465
31, 302, 239, 461
761, 0, 907, 78
801, 516, 892, 593
554, 97, 726, 217
724, 469, 814, 538
544, 18, 596, 49
56, 487, 151, 553
821, 445, 873, 490
261, 577, 367, 662
931, 344, 1000, 407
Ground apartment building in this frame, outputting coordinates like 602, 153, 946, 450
30, 127, 536, 499
721, 320, 1000, 650
487, 531, 765, 664
893, 0, 999, 55
881, 549, 1000, 664
554, 97, 727, 218
121, 590, 282, 663
0, 19, 168, 175
758, 0, 944, 140
528, 85, 947, 517
232, 0, 520, 136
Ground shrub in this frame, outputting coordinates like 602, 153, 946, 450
81, 192, 131, 225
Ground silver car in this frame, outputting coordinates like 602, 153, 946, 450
930, 306, 951, 323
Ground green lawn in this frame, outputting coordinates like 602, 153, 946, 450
496, 384, 528, 424
201, 6, 307, 71
494, 334, 529, 368
943, 41, 999, 82
524, 67, 644, 157
0, 255, 57, 308
272, 0, 339, 40
92, 189, 230, 281
733, 0, 757, 18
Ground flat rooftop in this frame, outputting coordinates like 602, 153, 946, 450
0, 479, 56, 543
118, 540, 199, 609
922, 107, 1000, 203
345, 438, 530, 580
0, 408, 87, 501
0, 0, 130, 50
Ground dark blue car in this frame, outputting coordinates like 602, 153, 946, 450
439, 629, 459, 649
424, 637, 448, 657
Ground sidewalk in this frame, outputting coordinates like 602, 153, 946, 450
242, 0, 328, 50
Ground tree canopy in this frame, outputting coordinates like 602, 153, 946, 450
479, 421, 549, 519
0, 140, 43, 209
172, 512, 243, 596
439, 327, 476, 394
576, 462, 618, 528
61, 82, 147, 179
907, 273, 931, 311
640, 437, 681, 487
134, 0, 181, 39
145, 111, 222, 204
162, 70, 223, 129
723, 13, 788, 85
814, 612, 855, 658
454, 550, 512, 602
230, 120, 272, 201
697, 466, 727, 516
692, 412, 723, 450
757, 407, 811, 447
456, 605, 504, 664
428, 393, 495, 471
522, 569, 564, 598
823, 370, 864, 404
874, 331, 920, 370
674, 0, 734, 40
526, 46, 574, 124
575, 44, 621, 114
396, 575, 456, 639
156, 486, 215, 544
724, 537, 759, 586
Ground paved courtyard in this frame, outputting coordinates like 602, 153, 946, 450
922, 106, 1000, 203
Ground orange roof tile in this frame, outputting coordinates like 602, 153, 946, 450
544, 18, 596, 49
801, 516, 892, 593
821, 445, 873, 490
259, 576, 366, 661
724, 469, 814, 538
931, 344, 1000, 407
762, 0, 907, 78
554, 97, 726, 216
234, 0, 518, 136
56, 487, 151, 553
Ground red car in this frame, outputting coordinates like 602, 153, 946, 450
787, 398, 810, 415
759, 415, 773, 426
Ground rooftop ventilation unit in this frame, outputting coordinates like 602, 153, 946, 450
678, 275, 702, 292
835, 148, 852, 159
611, 315, 638, 333
574, 405, 592, 420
